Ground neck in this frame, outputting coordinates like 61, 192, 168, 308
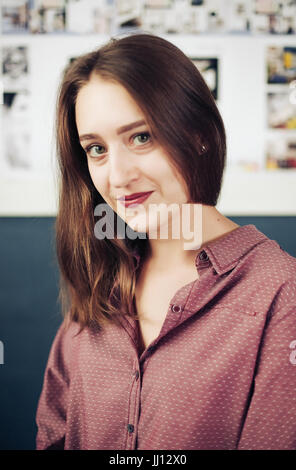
145, 204, 239, 269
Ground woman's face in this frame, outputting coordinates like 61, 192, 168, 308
75, 74, 189, 236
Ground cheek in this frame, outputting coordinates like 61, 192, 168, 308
158, 162, 188, 199
88, 165, 108, 198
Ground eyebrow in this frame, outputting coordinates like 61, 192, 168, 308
79, 119, 146, 143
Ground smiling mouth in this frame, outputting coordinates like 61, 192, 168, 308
119, 191, 154, 207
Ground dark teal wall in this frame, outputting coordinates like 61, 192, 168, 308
0, 216, 295, 450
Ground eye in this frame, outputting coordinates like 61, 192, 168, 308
132, 132, 151, 146
85, 144, 105, 158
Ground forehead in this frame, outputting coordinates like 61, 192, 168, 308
75, 75, 145, 133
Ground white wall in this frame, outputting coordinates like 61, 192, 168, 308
0, 33, 296, 215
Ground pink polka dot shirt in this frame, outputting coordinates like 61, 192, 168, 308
35, 224, 296, 450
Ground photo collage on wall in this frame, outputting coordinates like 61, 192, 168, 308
266, 45, 296, 170
1, 0, 113, 35
1, 45, 32, 174
1, 1, 296, 36
1, 0, 66, 34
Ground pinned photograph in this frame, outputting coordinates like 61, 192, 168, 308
266, 137, 296, 169
114, 0, 142, 32
191, 58, 219, 100
2, 46, 29, 92
29, 0, 66, 33
267, 46, 296, 84
1, 0, 29, 34
267, 92, 296, 129
65, 0, 111, 34
2, 91, 32, 171
225, 0, 251, 33
253, 0, 296, 34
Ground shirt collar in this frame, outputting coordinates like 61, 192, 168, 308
201, 224, 268, 276
131, 224, 268, 277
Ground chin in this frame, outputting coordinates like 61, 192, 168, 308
126, 217, 149, 236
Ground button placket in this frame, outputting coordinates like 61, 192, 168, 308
125, 359, 141, 449
127, 424, 134, 433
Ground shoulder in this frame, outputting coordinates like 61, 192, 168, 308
246, 238, 296, 313
49, 318, 110, 363
53, 319, 82, 347
47, 319, 83, 372
246, 236, 296, 286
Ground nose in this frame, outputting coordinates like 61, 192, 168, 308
108, 143, 140, 188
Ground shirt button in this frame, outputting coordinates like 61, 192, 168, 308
199, 250, 209, 261
127, 424, 134, 433
171, 304, 182, 313
134, 370, 139, 379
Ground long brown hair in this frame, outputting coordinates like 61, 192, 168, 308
55, 32, 226, 333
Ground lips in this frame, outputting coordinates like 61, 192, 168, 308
119, 191, 153, 201
118, 191, 154, 207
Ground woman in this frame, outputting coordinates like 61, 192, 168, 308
36, 32, 296, 450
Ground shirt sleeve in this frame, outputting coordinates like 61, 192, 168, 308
237, 289, 296, 449
35, 320, 78, 450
